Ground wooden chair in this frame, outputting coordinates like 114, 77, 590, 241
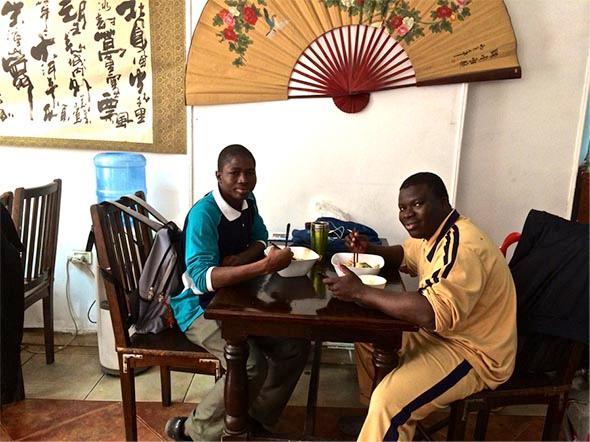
11, 179, 62, 364
0, 191, 13, 212
91, 192, 222, 441
419, 212, 588, 441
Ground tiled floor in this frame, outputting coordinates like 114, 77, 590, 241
0, 330, 562, 441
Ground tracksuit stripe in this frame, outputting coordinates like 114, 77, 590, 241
420, 225, 459, 292
427, 210, 460, 262
383, 360, 473, 441
442, 226, 460, 278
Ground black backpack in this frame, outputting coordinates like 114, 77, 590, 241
108, 194, 185, 334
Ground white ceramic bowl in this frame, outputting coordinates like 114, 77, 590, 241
331, 252, 384, 277
359, 274, 387, 289
264, 246, 319, 277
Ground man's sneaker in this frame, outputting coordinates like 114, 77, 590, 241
165, 416, 192, 441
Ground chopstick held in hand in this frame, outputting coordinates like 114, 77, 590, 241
285, 223, 291, 248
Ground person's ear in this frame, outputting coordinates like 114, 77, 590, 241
215, 170, 221, 182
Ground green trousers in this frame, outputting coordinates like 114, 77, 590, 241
183, 314, 310, 441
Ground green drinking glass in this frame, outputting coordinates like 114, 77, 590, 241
310, 221, 329, 262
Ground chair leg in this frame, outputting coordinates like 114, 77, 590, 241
42, 289, 54, 364
160, 366, 172, 407
447, 401, 468, 441
473, 410, 489, 441
118, 355, 137, 441
542, 395, 567, 441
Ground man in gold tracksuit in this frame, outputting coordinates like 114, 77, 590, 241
323, 172, 517, 441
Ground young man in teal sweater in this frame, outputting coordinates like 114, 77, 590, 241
166, 144, 309, 441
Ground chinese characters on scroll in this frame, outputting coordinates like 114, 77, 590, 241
0, 0, 153, 143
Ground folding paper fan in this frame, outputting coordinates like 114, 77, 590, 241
186, 0, 521, 113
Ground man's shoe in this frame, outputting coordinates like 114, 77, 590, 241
165, 416, 192, 441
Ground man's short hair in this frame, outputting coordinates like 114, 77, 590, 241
400, 172, 449, 201
217, 144, 256, 171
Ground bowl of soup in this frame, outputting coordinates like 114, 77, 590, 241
264, 245, 319, 277
331, 252, 384, 277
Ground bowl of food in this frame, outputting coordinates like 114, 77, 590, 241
264, 245, 319, 277
359, 274, 387, 289
331, 252, 384, 277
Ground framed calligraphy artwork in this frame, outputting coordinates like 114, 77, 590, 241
0, 0, 185, 154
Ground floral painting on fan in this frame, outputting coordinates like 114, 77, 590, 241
321, 0, 472, 44
213, 0, 276, 67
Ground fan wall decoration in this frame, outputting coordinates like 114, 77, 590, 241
186, 0, 521, 113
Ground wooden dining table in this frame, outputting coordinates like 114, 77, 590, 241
204, 264, 419, 439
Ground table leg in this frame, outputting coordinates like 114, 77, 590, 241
223, 338, 249, 438
372, 344, 399, 389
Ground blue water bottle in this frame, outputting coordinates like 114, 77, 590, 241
94, 152, 147, 203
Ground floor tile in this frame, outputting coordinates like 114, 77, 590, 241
1, 399, 113, 440
289, 364, 364, 408
22, 343, 99, 357
2, 398, 549, 441
22, 346, 103, 400
22, 329, 98, 347
320, 346, 354, 365
87, 366, 195, 402
0, 424, 11, 440
20, 402, 161, 441
137, 402, 197, 440
19, 351, 34, 365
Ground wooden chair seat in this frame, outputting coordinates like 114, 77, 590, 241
126, 326, 223, 378
130, 325, 209, 352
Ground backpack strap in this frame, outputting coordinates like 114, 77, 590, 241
107, 200, 163, 232
122, 194, 169, 225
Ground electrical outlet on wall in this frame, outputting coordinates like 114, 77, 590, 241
269, 232, 287, 241
71, 250, 92, 265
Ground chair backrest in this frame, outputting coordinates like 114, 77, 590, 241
12, 180, 62, 290
0, 191, 13, 213
508, 209, 588, 377
499, 232, 521, 257
90, 192, 154, 348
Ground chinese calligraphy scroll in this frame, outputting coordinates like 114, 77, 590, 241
0, 0, 185, 154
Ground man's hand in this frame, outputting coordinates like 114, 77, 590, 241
322, 265, 366, 302
346, 230, 369, 253
265, 246, 293, 273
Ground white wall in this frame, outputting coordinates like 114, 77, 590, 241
0, 148, 190, 332
456, 0, 590, 243
1, 0, 588, 333
191, 86, 467, 245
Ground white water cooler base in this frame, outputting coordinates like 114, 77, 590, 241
98, 301, 120, 375
95, 258, 148, 376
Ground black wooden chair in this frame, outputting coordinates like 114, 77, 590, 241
11, 179, 62, 364
419, 210, 589, 441
91, 192, 222, 441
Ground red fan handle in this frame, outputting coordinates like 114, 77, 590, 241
333, 93, 371, 113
